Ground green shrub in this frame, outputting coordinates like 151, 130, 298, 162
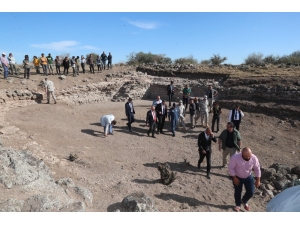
210, 54, 227, 65
200, 60, 210, 65
263, 54, 280, 64
126, 52, 171, 65
244, 52, 264, 65
174, 55, 198, 64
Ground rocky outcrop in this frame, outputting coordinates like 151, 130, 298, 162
0, 148, 92, 212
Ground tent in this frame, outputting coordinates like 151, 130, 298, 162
266, 185, 300, 212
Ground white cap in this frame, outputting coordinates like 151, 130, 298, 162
204, 95, 207, 99
2, 53, 6, 55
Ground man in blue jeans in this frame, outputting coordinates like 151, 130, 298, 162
100, 114, 117, 137
0, 53, 9, 79
228, 147, 261, 212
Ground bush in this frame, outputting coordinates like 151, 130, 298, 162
263, 54, 280, 64
244, 52, 264, 65
200, 60, 211, 65
86, 52, 99, 61
126, 52, 172, 65
174, 55, 198, 64
210, 54, 227, 65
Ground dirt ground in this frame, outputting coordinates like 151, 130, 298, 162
3, 96, 300, 212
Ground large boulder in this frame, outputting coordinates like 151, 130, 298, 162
291, 165, 300, 176
121, 192, 159, 212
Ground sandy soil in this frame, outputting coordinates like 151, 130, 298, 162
3, 97, 300, 212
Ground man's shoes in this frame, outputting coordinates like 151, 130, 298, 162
233, 206, 240, 212
242, 201, 250, 211
172, 133, 175, 137
46, 102, 50, 104
160, 131, 164, 134
126, 122, 129, 126
216, 129, 219, 133
152, 135, 156, 138
197, 163, 201, 169
207, 174, 211, 179
147, 131, 150, 137
54, 101, 57, 104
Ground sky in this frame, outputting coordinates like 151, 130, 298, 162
1, 1, 300, 65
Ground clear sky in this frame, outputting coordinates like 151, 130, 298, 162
1, 1, 300, 65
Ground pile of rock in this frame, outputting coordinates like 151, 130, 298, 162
259, 163, 300, 199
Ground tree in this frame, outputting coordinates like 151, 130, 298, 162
126, 51, 171, 65
210, 54, 227, 65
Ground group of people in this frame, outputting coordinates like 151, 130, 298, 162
0, 51, 113, 79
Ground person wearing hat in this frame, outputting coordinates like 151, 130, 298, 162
44, 77, 57, 104
0, 53, 9, 79
176, 100, 186, 130
40, 53, 48, 76
125, 97, 135, 132
168, 103, 179, 137
155, 99, 168, 134
199, 95, 209, 127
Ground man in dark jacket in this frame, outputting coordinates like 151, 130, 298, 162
167, 81, 174, 107
146, 105, 157, 138
228, 105, 244, 131
155, 100, 168, 134
189, 98, 196, 129
212, 101, 222, 132
107, 52, 112, 69
101, 51, 108, 70
125, 97, 135, 132
198, 127, 217, 179
87, 54, 95, 74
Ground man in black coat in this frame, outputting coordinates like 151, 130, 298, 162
167, 81, 174, 107
146, 105, 157, 138
197, 127, 217, 179
125, 97, 135, 132
155, 99, 168, 134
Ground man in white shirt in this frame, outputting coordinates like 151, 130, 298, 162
44, 77, 57, 104
228, 105, 244, 131
100, 114, 117, 137
152, 95, 162, 107
8, 53, 18, 75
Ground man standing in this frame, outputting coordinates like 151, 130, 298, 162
197, 127, 217, 179
40, 53, 48, 76
182, 84, 191, 111
0, 53, 9, 79
228, 105, 244, 131
87, 54, 95, 74
75, 56, 80, 75
218, 122, 242, 167
80, 55, 86, 74
46, 53, 54, 75
205, 85, 218, 113
125, 97, 135, 132
211, 101, 222, 132
176, 100, 186, 130
152, 95, 162, 107
44, 77, 57, 104
167, 81, 175, 107
189, 98, 196, 129
107, 52, 112, 69
199, 95, 209, 127
169, 103, 179, 137
146, 105, 157, 138
8, 53, 18, 75
100, 114, 117, 137
155, 99, 168, 134
101, 51, 108, 70
33, 56, 40, 74
194, 97, 200, 127
229, 147, 261, 212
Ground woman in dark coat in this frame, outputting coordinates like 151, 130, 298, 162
62, 56, 70, 75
